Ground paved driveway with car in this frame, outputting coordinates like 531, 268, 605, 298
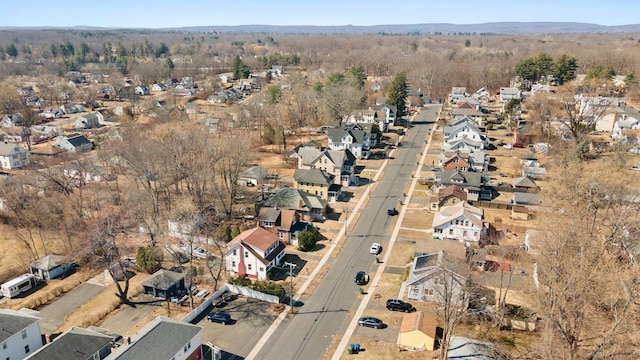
197, 296, 278, 359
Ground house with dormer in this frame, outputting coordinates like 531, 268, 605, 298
406, 251, 467, 305
290, 145, 357, 187
225, 227, 286, 280
327, 124, 370, 159
293, 168, 340, 202
438, 149, 488, 172
428, 185, 468, 212
257, 208, 309, 246
432, 202, 488, 242
472, 87, 490, 103
0, 142, 30, 169
437, 170, 490, 201
443, 117, 488, 150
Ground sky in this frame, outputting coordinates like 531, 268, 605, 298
1, 0, 639, 28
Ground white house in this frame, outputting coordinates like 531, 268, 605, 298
443, 117, 488, 150
431, 202, 487, 242
327, 125, 370, 159
0, 142, 30, 169
75, 112, 103, 129
448, 87, 469, 103
289, 145, 357, 187
406, 251, 467, 305
134, 86, 150, 96
0, 309, 43, 360
56, 134, 92, 153
472, 87, 490, 103
499, 87, 521, 108
2, 113, 24, 128
225, 227, 286, 280
151, 83, 166, 92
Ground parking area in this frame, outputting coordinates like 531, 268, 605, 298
196, 295, 279, 359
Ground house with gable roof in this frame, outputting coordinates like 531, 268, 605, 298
397, 311, 438, 352
57, 133, 92, 153
76, 112, 103, 129
431, 201, 488, 242
260, 188, 327, 222
25, 327, 113, 360
448, 87, 469, 103
327, 124, 370, 159
224, 227, 286, 280
2, 113, 24, 128
29, 255, 72, 280
472, 87, 490, 103
428, 185, 468, 212
500, 87, 522, 109
406, 251, 467, 304
238, 165, 269, 186
289, 145, 357, 187
438, 148, 488, 172
437, 170, 490, 201
443, 117, 488, 151
293, 168, 340, 202
141, 269, 186, 300
0, 309, 43, 360
257, 207, 309, 246
106, 316, 202, 360
0, 141, 30, 169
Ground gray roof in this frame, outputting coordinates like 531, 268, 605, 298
141, 269, 184, 291
109, 316, 201, 360
0, 309, 40, 343
258, 207, 280, 222
289, 146, 322, 166
30, 255, 69, 271
294, 168, 333, 186
263, 188, 326, 211
440, 170, 484, 190
513, 192, 540, 205
0, 142, 23, 156
241, 165, 268, 180
25, 327, 112, 360
327, 126, 366, 145
513, 176, 538, 188
325, 149, 356, 167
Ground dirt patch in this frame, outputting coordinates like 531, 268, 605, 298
401, 209, 433, 230
386, 242, 415, 268
370, 273, 404, 305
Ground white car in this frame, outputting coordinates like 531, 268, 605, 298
370, 243, 382, 255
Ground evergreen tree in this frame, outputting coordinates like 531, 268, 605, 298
555, 54, 578, 85
388, 71, 409, 118
233, 56, 250, 79
6, 43, 18, 58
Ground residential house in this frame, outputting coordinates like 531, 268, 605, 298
521, 162, 546, 179
38, 108, 64, 121
134, 86, 150, 96
63, 163, 115, 183
428, 185, 468, 212
173, 89, 197, 98
106, 316, 202, 360
293, 168, 340, 202
151, 83, 166, 92
530, 83, 550, 97
499, 87, 521, 109
31, 125, 62, 138
57, 134, 92, 153
455, 97, 480, 110
25, 327, 113, 360
406, 251, 467, 305
219, 73, 235, 84
207, 92, 227, 104
2, 113, 24, 128
225, 227, 286, 280
407, 88, 425, 107
450, 108, 485, 125
432, 201, 488, 242
260, 187, 327, 222
437, 170, 489, 201
612, 114, 640, 141
76, 112, 103, 129
29, 146, 66, 158
141, 269, 186, 300
397, 312, 438, 352
203, 118, 221, 133
372, 104, 397, 131
29, 255, 72, 280
472, 87, 490, 103
448, 87, 469, 103
289, 146, 357, 187
512, 176, 538, 190
239, 165, 269, 187
438, 149, 488, 172
327, 124, 370, 159
512, 192, 541, 207
257, 208, 309, 246
443, 117, 488, 151
0, 309, 43, 360
0, 142, 30, 169
271, 65, 284, 77
59, 103, 85, 115
185, 102, 199, 115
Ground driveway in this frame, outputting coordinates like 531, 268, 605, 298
197, 296, 279, 359
98, 298, 162, 336
38, 283, 105, 333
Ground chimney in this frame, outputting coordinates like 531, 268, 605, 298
299, 200, 303, 209
123, 336, 130, 345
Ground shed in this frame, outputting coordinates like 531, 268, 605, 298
141, 269, 185, 300
397, 311, 438, 351
30, 255, 72, 280
239, 165, 269, 186
510, 205, 529, 220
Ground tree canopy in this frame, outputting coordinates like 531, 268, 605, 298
388, 71, 409, 119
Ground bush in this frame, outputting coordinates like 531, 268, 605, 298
228, 276, 252, 287
252, 280, 286, 298
297, 227, 319, 252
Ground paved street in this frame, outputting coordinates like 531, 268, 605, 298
253, 105, 440, 360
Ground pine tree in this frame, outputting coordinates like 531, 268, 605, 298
388, 71, 409, 118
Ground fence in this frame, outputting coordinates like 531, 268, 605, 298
181, 283, 279, 323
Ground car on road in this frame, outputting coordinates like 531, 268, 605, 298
386, 299, 416, 312
358, 317, 384, 329
354, 271, 369, 285
387, 207, 398, 216
630, 166, 640, 171
370, 243, 382, 255
502, 144, 513, 150
512, 142, 525, 148
207, 311, 232, 325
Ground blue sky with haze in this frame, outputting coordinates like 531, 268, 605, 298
1, 0, 638, 28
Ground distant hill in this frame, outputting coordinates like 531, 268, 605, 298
2, 22, 640, 34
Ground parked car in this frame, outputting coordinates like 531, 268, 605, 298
370, 243, 382, 255
387, 207, 398, 216
386, 299, 416, 312
355, 271, 369, 285
192, 247, 211, 259
502, 144, 513, 150
174, 252, 190, 264
358, 317, 384, 329
512, 142, 525, 148
629, 166, 640, 171
207, 311, 232, 325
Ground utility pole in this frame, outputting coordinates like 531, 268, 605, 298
284, 261, 296, 313
344, 206, 349, 237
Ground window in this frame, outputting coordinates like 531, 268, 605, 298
278, 232, 283, 239
259, 267, 264, 272
232, 261, 236, 268
24, 345, 30, 354
245, 251, 249, 258
465, 220, 469, 227
449, 229, 454, 235
21, 330, 27, 339
434, 277, 443, 285
463, 230, 468, 237
425, 288, 434, 295
232, 249, 236, 256
2, 342, 6, 349
248, 264, 252, 271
